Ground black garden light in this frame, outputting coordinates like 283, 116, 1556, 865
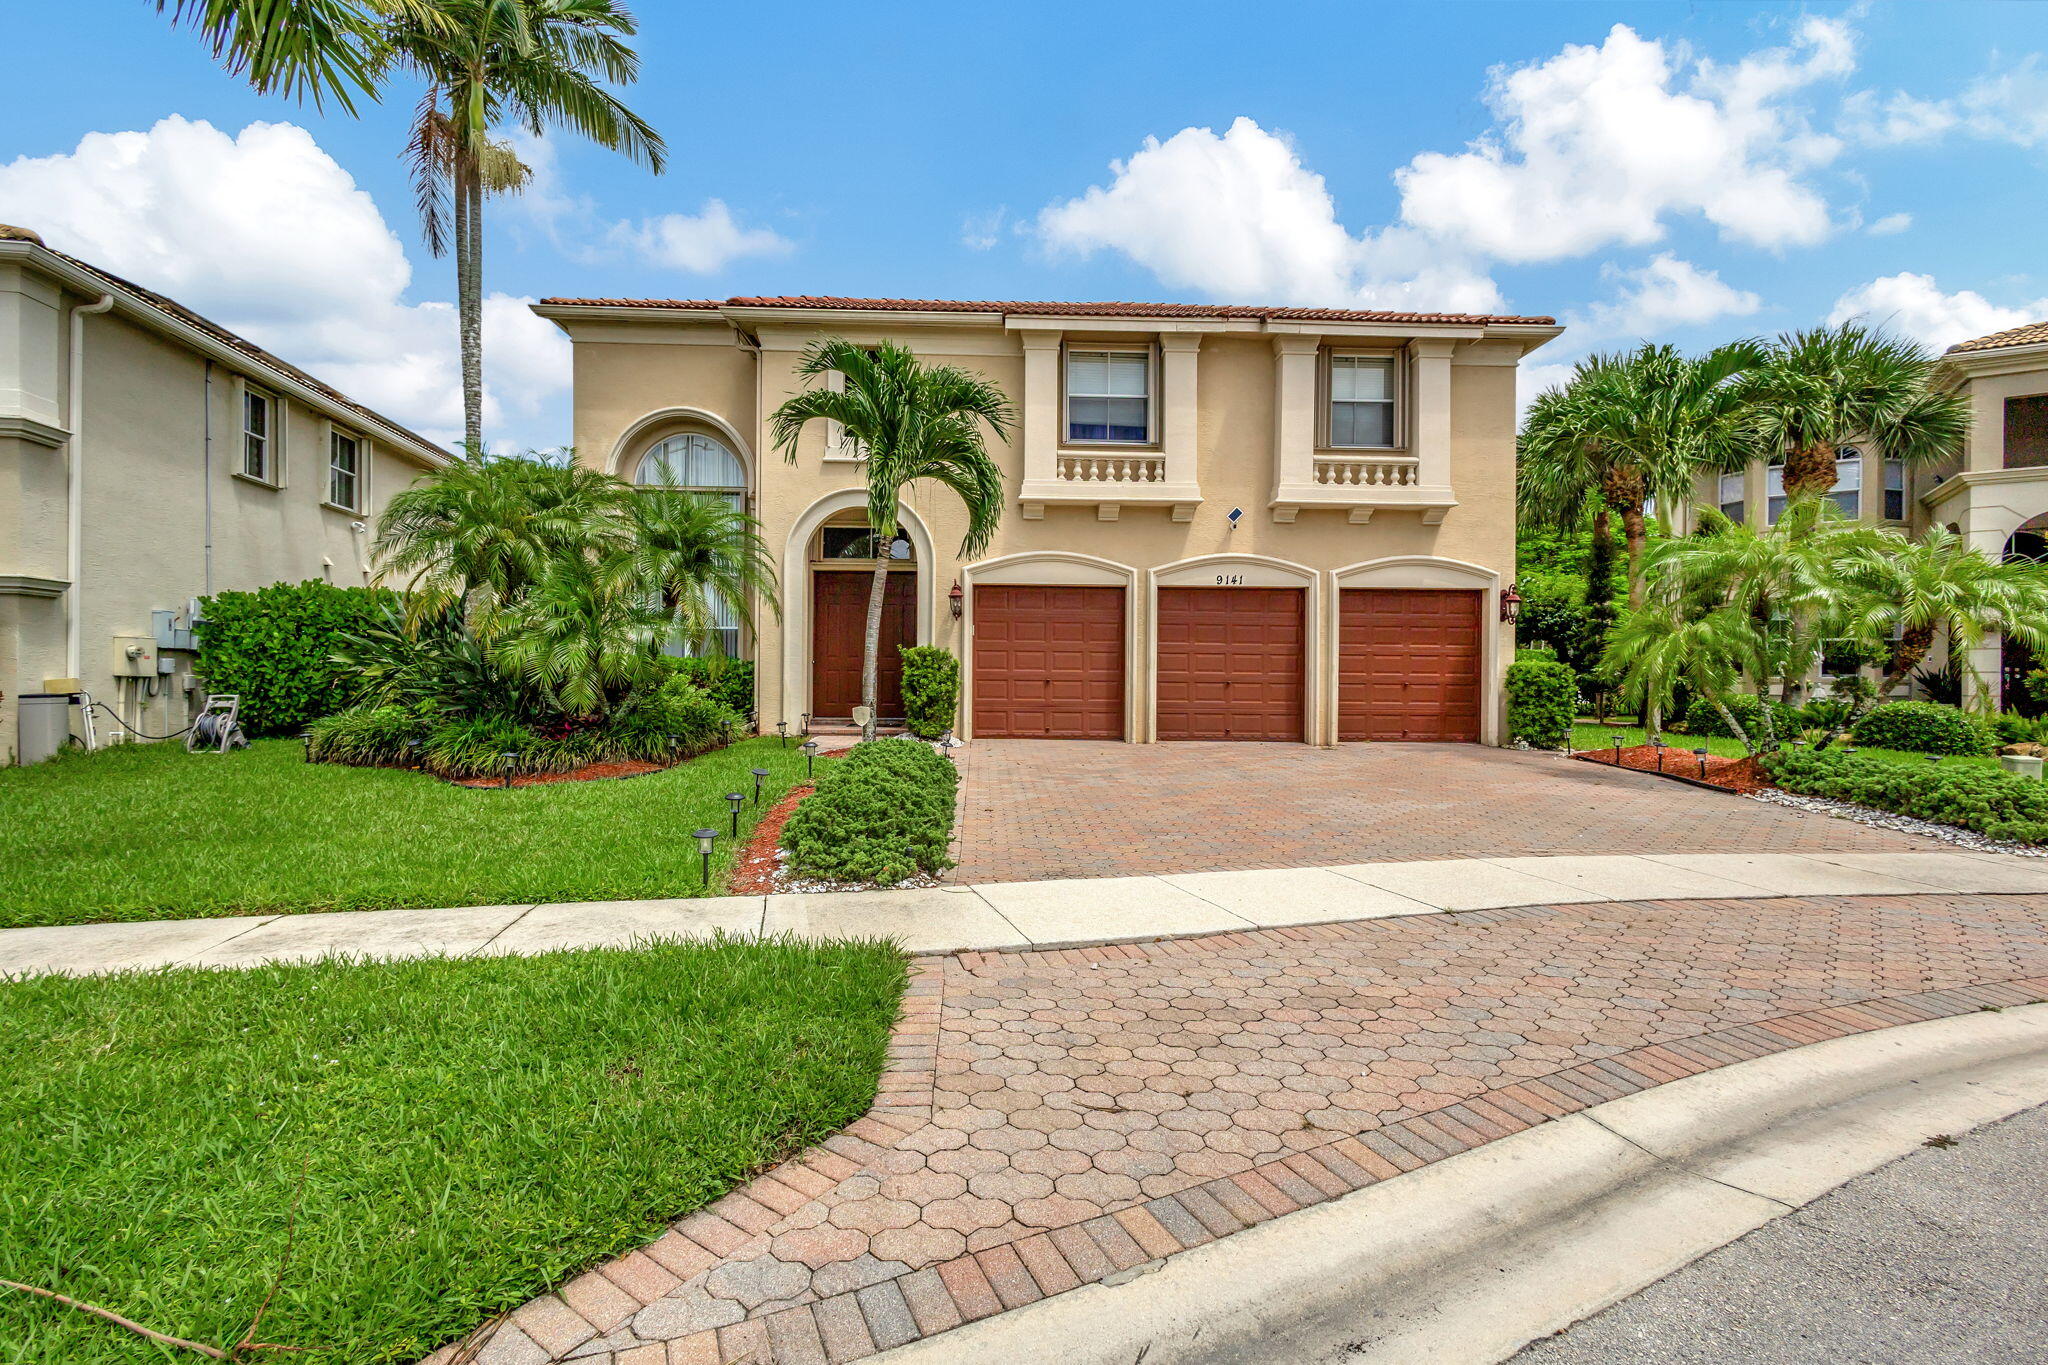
1843, 746, 1859, 756
800, 713, 811, 737
725, 791, 745, 837
1652, 737, 1667, 772
406, 739, 423, 769
693, 827, 718, 888
500, 751, 518, 789
1613, 735, 1624, 764
752, 766, 770, 805
777, 719, 789, 747
299, 729, 314, 762
802, 738, 820, 779
1692, 747, 1709, 779
1927, 752, 1944, 764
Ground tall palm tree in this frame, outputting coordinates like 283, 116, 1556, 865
621, 488, 780, 652
157, 0, 402, 111
1836, 524, 2048, 699
1519, 341, 1761, 606
769, 339, 1015, 740
389, 0, 665, 454
1734, 322, 1970, 507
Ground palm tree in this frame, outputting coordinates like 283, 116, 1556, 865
157, 0, 399, 111
621, 488, 779, 652
1603, 597, 1773, 749
1519, 341, 1760, 606
1733, 322, 1970, 507
769, 339, 1015, 740
1836, 525, 2048, 700
494, 552, 667, 717
389, 0, 665, 454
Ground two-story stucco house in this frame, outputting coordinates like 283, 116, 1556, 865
1, 224, 450, 762
533, 295, 1561, 746
1684, 318, 2048, 709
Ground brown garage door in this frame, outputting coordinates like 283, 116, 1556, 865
1157, 587, 1305, 741
1340, 588, 1482, 741
973, 586, 1125, 738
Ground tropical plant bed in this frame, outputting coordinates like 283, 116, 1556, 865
447, 756, 669, 788
1573, 743, 1768, 794
0, 938, 906, 1365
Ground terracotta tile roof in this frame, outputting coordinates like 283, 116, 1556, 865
6, 230, 448, 462
1947, 319, 2048, 355
536, 293, 1557, 327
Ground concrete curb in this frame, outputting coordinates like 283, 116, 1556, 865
872, 1003, 2048, 1365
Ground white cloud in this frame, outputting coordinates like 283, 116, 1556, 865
1828, 273, 2048, 352
607, 200, 789, 274
1843, 53, 2048, 149
1036, 116, 1501, 313
1868, 211, 1913, 235
0, 116, 568, 451
1396, 18, 1853, 262
960, 207, 1008, 251
1579, 253, 1760, 338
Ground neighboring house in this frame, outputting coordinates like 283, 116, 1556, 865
0, 224, 450, 763
533, 295, 1561, 745
1682, 319, 2048, 709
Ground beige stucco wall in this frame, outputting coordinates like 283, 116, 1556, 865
0, 253, 442, 762
554, 310, 1544, 746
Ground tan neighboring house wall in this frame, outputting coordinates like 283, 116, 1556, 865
535, 295, 1560, 746
0, 226, 449, 763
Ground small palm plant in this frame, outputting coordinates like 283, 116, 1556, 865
1603, 589, 1773, 751
769, 339, 1015, 740
622, 488, 779, 654
1836, 524, 2048, 699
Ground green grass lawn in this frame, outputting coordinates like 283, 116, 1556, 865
1571, 721, 1997, 769
0, 736, 825, 930
0, 937, 904, 1364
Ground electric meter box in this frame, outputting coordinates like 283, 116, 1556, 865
111, 635, 156, 677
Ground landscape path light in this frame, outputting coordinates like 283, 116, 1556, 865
693, 827, 718, 888
1692, 747, 1709, 779
1652, 737, 1667, 772
802, 738, 820, 779
725, 791, 745, 837
299, 730, 314, 762
500, 751, 518, 789
777, 720, 789, 747
752, 766, 770, 805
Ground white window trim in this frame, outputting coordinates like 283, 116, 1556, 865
324, 422, 365, 513
1060, 343, 1157, 449
234, 379, 283, 488
1318, 348, 1405, 451
822, 370, 867, 463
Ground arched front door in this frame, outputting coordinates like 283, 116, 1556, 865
809, 521, 918, 721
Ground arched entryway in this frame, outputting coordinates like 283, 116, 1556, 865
778, 491, 935, 728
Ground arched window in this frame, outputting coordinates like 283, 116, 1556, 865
634, 433, 748, 657
636, 433, 745, 511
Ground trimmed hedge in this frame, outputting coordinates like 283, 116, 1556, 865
900, 645, 961, 738
1763, 749, 2048, 844
1506, 658, 1576, 749
1849, 700, 1995, 756
782, 738, 958, 884
1683, 693, 1801, 745
196, 580, 395, 735
658, 656, 756, 720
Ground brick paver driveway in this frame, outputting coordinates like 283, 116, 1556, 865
466, 891, 2048, 1364
949, 740, 1928, 883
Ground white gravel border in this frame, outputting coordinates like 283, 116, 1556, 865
1749, 788, 2048, 858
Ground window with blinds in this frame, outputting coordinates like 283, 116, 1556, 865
1065, 349, 1151, 443
1328, 355, 1396, 448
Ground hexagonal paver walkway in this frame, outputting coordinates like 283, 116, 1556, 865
436, 890, 2048, 1364
949, 742, 1929, 884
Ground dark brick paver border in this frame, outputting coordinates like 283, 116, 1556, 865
431, 893, 2048, 1365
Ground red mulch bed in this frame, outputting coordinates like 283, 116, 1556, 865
450, 758, 667, 789
726, 785, 815, 894
1574, 742, 1771, 795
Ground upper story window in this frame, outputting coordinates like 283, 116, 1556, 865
2005, 395, 2048, 469
1884, 458, 1905, 520
242, 387, 275, 482
635, 433, 746, 511
328, 430, 361, 510
1717, 470, 1746, 524
1065, 349, 1151, 444
1328, 354, 1397, 448
1829, 447, 1862, 518
1765, 457, 1786, 525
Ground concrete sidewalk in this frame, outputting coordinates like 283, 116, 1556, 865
8, 848, 2048, 978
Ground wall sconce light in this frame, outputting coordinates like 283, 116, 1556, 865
693, 827, 718, 887
949, 581, 964, 620
1499, 582, 1523, 625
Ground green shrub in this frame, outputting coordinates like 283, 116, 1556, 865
782, 739, 957, 884
900, 645, 962, 738
1848, 700, 1994, 756
305, 704, 429, 766
607, 679, 742, 762
658, 656, 756, 719
1683, 693, 1801, 745
1991, 712, 2035, 746
1763, 749, 2048, 843
1513, 644, 1558, 663
1506, 659, 1576, 749
197, 580, 396, 735
422, 716, 552, 779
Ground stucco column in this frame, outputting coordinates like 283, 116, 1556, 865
1019, 332, 1061, 485
1408, 339, 1456, 491
1965, 380, 2004, 473
1270, 335, 1319, 494
1159, 333, 1200, 488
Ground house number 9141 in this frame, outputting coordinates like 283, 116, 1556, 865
1214, 573, 1245, 585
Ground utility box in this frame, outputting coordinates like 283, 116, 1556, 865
152, 606, 198, 653
2000, 754, 2044, 781
17, 693, 72, 765
111, 635, 156, 677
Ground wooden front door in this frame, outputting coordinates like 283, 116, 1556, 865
972, 585, 1126, 738
812, 570, 917, 719
1155, 587, 1306, 741
1339, 588, 1483, 741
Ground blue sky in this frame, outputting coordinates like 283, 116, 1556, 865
2, 1, 2044, 452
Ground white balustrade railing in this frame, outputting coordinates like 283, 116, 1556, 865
1057, 453, 1167, 484
1312, 456, 1420, 487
